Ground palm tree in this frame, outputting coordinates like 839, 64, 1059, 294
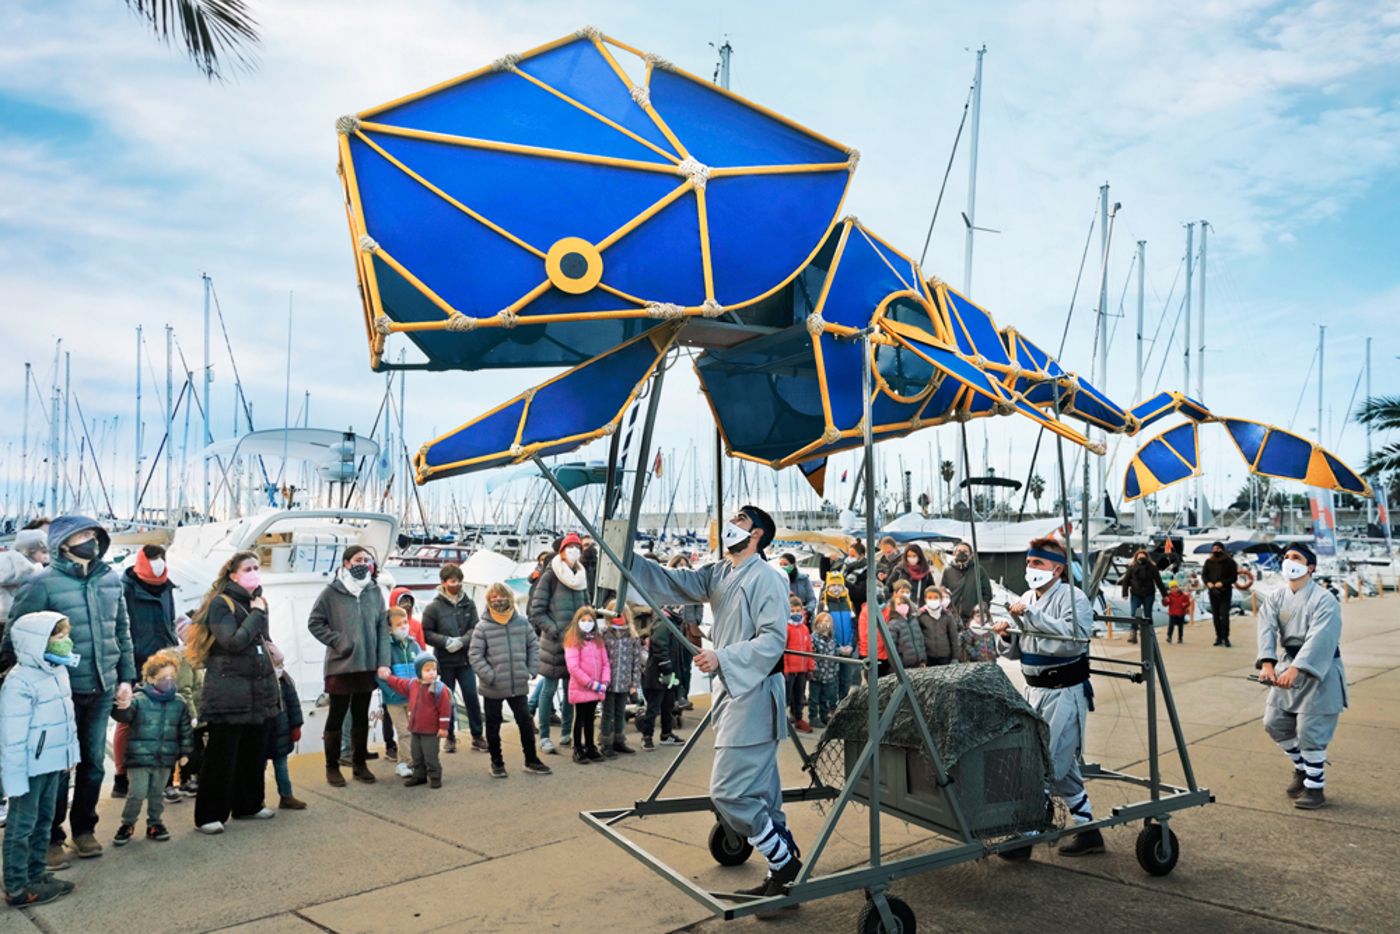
940, 459, 955, 512
123, 0, 260, 80
1356, 394, 1400, 506
1028, 473, 1046, 513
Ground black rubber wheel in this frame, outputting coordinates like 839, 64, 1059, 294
857, 896, 916, 934
708, 821, 752, 867
1135, 823, 1180, 876
996, 842, 1034, 862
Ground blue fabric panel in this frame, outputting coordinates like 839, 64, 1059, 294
519, 338, 658, 446
1070, 385, 1128, 430
422, 398, 526, 469
1124, 463, 1142, 499
1161, 423, 1198, 469
364, 131, 680, 250
1178, 396, 1212, 421
1224, 418, 1267, 467
1258, 431, 1311, 478
920, 373, 964, 422
518, 39, 676, 155
648, 69, 847, 167
1324, 452, 1367, 493
414, 316, 656, 370
599, 191, 705, 305
698, 329, 826, 462
857, 230, 917, 291
1131, 391, 1176, 422
821, 332, 866, 431
1015, 334, 1050, 372
945, 292, 1011, 366
351, 137, 543, 317
522, 285, 646, 318
870, 390, 921, 427
370, 69, 668, 164
819, 232, 907, 328
1022, 382, 1059, 406
705, 172, 849, 307
901, 337, 1005, 403
1140, 439, 1193, 485
1074, 379, 1127, 420
967, 392, 996, 414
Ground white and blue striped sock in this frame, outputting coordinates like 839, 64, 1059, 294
748, 819, 792, 872
1065, 791, 1094, 825
1301, 749, 1327, 790
1277, 740, 1305, 772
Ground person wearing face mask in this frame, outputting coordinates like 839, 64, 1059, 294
891, 546, 934, 605
777, 553, 816, 618
262, 641, 306, 810
886, 593, 926, 672
4, 516, 134, 865
307, 545, 391, 787
624, 505, 805, 902
918, 586, 960, 666
1201, 542, 1240, 647
376, 653, 454, 788
1, 529, 49, 633
185, 551, 281, 833
841, 541, 868, 617
528, 533, 589, 755
468, 582, 551, 779
940, 541, 993, 644
1117, 548, 1167, 645
1256, 543, 1346, 810
421, 564, 487, 755
992, 536, 1102, 857
113, 544, 179, 800
109, 651, 192, 846
377, 607, 419, 778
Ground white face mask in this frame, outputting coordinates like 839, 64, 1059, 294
1281, 559, 1310, 581
721, 521, 751, 550
149, 559, 166, 577
564, 546, 581, 563
1025, 566, 1057, 590
578, 618, 596, 634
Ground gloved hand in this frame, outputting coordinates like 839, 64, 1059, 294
291, 727, 301, 743
445, 637, 464, 653
592, 680, 606, 693
666, 674, 680, 689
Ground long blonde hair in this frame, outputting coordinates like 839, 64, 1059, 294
186, 550, 258, 666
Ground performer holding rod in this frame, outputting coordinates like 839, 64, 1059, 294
624, 505, 803, 899
991, 536, 1105, 856
1256, 542, 1346, 810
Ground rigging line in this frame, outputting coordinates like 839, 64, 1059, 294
73, 395, 116, 519
1104, 249, 1138, 355
917, 82, 974, 268
1333, 361, 1365, 450
25, 367, 54, 429
1151, 288, 1189, 393
142, 333, 170, 422
1286, 344, 1318, 432
1140, 255, 1184, 385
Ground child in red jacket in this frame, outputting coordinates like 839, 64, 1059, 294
784, 596, 816, 733
376, 654, 452, 788
1164, 581, 1192, 644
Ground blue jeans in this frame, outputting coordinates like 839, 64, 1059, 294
537, 674, 573, 741
52, 688, 114, 844
812, 678, 839, 723
273, 755, 293, 798
5, 770, 61, 893
439, 665, 483, 740
835, 655, 855, 701
1129, 594, 1153, 640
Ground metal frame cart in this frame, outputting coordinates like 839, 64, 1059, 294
532, 332, 1212, 933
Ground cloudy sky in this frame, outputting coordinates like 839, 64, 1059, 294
2, 0, 1397, 524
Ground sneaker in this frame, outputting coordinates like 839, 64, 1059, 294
1057, 828, 1106, 856
490, 763, 508, 779
0, 802, 7, 828
46, 844, 71, 871
540, 737, 557, 755
428, 777, 442, 789
196, 822, 225, 835
658, 734, 684, 746
27, 874, 74, 897
641, 736, 655, 751
585, 747, 606, 762
403, 775, 428, 787
445, 738, 458, 755
1286, 770, 1307, 799
113, 823, 136, 847
735, 856, 804, 900
233, 808, 276, 820
1294, 787, 1326, 810
385, 742, 399, 760
71, 834, 103, 859
111, 774, 129, 799
146, 823, 171, 842
180, 780, 199, 797
471, 736, 489, 753
5, 886, 60, 909
523, 760, 553, 776
558, 735, 572, 748
279, 794, 307, 810
395, 762, 413, 778
612, 739, 637, 755
163, 786, 183, 804
794, 720, 813, 734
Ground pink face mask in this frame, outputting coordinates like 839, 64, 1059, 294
234, 569, 261, 592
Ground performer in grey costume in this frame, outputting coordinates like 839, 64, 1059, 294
1256, 542, 1346, 810
625, 504, 804, 898
993, 536, 1105, 856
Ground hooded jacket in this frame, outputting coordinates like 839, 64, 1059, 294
200, 582, 282, 725
0, 533, 44, 626
264, 673, 305, 759
6, 516, 134, 694
420, 585, 479, 668
468, 609, 539, 699
122, 566, 178, 664
0, 611, 81, 796
110, 681, 192, 769
529, 558, 589, 680
307, 577, 391, 678
602, 619, 643, 694
565, 635, 610, 704
387, 586, 426, 649
1120, 555, 1168, 602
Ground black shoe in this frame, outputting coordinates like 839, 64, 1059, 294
445, 738, 458, 754
111, 775, 129, 799
641, 736, 655, 751
365, 751, 380, 760
1294, 787, 1326, 810
1057, 828, 1106, 856
490, 763, 508, 779
735, 856, 803, 900
1213, 639, 1223, 646
403, 775, 428, 787
27, 874, 74, 897
163, 786, 183, 804
612, 740, 636, 755
1286, 770, 1307, 799
352, 763, 377, 784
1224, 639, 1232, 648
146, 823, 171, 842
385, 742, 398, 760
599, 743, 616, 759
585, 747, 606, 762
659, 734, 684, 746
428, 777, 442, 789
523, 760, 553, 776
573, 748, 592, 765
113, 823, 136, 847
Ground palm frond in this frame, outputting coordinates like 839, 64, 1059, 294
124, 0, 260, 81
1354, 395, 1400, 431
1362, 440, 1400, 477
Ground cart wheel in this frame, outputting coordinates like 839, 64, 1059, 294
1135, 823, 1179, 876
996, 842, 1033, 862
707, 821, 752, 866
857, 895, 916, 933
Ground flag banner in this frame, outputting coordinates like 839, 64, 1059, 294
1308, 489, 1338, 557
1377, 488, 1392, 551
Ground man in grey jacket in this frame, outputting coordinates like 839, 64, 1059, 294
626, 505, 802, 901
6, 516, 134, 864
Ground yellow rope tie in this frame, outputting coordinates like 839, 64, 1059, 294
822, 426, 842, 444
676, 157, 710, 191
335, 115, 361, 135
509, 444, 526, 458
599, 422, 617, 436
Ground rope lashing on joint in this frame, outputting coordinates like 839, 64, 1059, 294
574, 25, 603, 41
492, 53, 521, 73
496, 309, 520, 328
629, 84, 651, 108
646, 302, 686, 320
374, 317, 393, 335
643, 52, 674, 71
700, 299, 725, 318
335, 115, 361, 135
445, 315, 476, 332
676, 157, 710, 191
357, 235, 379, 254
806, 313, 826, 335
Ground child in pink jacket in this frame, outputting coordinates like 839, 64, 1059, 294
563, 605, 610, 765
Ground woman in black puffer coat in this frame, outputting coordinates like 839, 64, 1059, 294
186, 550, 281, 833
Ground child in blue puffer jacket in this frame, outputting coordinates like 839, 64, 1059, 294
1, 612, 80, 909
376, 608, 418, 779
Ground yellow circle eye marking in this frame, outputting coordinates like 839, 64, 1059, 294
545, 237, 604, 295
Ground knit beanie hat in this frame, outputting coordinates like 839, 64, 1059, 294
414, 652, 438, 678
559, 532, 583, 554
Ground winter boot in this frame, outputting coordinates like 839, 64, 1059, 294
1057, 828, 1106, 856
1286, 769, 1307, 799
324, 731, 346, 787
1294, 787, 1326, 809
612, 737, 637, 755
598, 733, 617, 759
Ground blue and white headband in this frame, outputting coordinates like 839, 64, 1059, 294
1026, 547, 1067, 566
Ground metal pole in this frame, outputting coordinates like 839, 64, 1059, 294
1134, 240, 1147, 531
1197, 221, 1207, 403
283, 291, 293, 502
62, 352, 71, 513
1317, 325, 1325, 440
860, 330, 882, 868
1183, 224, 1193, 402
49, 387, 60, 514
615, 360, 669, 608
963, 45, 986, 294
165, 325, 174, 523
1366, 336, 1373, 526
1095, 184, 1109, 511
21, 362, 30, 520
134, 327, 142, 520
202, 273, 212, 520
713, 38, 731, 557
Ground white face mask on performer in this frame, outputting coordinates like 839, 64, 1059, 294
1025, 566, 1057, 590
1281, 558, 1311, 581
721, 520, 752, 551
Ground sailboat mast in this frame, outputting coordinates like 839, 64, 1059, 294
21, 363, 30, 521
134, 327, 142, 520
202, 273, 212, 520
165, 325, 174, 523
1135, 240, 1147, 530
1197, 220, 1207, 402
1366, 336, 1373, 526
1095, 183, 1109, 511
963, 45, 986, 293
1317, 325, 1325, 443
62, 352, 71, 514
